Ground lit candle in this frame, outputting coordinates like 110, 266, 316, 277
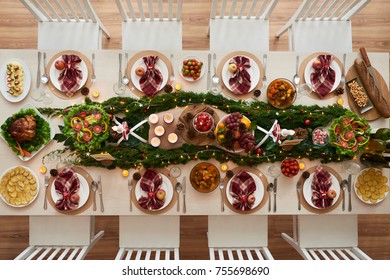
221, 163, 228, 171
92, 90, 100, 98
122, 170, 129, 177
337, 98, 344, 105
175, 83, 182, 91
39, 166, 47, 174
299, 162, 305, 170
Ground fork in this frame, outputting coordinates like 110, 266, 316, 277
170, 54, 175, 83
267, 183, 273, 212
262, 54, 268, 89
339, 53, 346, 88
91, 53, 96, 85
43, 175, 49, 210
296, 180, 303, 211
219, 177, 225, 212
128, 177, 133, 212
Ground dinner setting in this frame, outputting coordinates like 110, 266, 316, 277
0, 0, 389, 264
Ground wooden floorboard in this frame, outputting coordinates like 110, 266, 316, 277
0, 0, 389, 260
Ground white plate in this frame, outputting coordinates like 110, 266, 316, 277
354, 168, 389, 204
130, 56, 168, 93
0, 166, 39, 208
51, 172, 90, 210
226, 172, 264, 210
304, 57, 341, 93
179, 56, 205, 82
303, 171, 340, 209
0, 58, 31, 103
0, 103, 55, 161
222, 56, 260, 93
49, 56, 88, 92
135, 173, 173, 211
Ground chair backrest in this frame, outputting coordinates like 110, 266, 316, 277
116, 0, 182, 22
210, 0, 278, 20
291, 0, 370, 22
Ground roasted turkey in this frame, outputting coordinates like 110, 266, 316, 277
8, 115, 37, 142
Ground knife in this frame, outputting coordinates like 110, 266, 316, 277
359, 47, 383, 96
98, 175, 104, 212
273, 178, 277, 212
182, 176, 186, 213
267, 183, 273, 212
347, 174, 352, 212
36, 51, 41, 88
207, 53, 211, 90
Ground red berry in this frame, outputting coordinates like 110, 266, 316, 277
304, 119, 311, 126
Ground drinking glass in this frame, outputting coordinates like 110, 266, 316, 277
297, 83, 313, 97
113, 82, 126, 96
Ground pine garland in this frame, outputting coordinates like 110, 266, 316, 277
38, 92, 352, 170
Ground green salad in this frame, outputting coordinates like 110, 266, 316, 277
329, 111, 370, 157
1, 108, 51, 157
63, 104, 110, 151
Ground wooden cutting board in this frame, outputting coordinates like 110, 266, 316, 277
345, 64, 389, 121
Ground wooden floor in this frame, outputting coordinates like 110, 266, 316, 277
0, 0, 389, 260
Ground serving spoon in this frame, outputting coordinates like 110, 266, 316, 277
41, 52, 49, 84
122, 53, 130, 85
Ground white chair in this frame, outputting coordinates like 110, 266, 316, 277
115, 0, 182, 51
208, 216, 273, 260
275, 0, 371, 52
115, 216, 180, 260
15, 216, 104, 260
281, 215, 372, 260
209, 0, 279, 52
20, 0, 110, 50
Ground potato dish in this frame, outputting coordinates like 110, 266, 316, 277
355, 168, 389, 204
267, 78, 296, 109
190, 163, 220, 193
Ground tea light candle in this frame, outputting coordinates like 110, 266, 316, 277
337, 98, 344, 105
148, 114, 159, 124
122, 170, 129, 177
175, 83, 182, 91
151, 137, 161, 147
299, 162, 305, 170
168, 133, 178, 144
39, 166, 47, 174
221, 163, 228, 171
92, 90, 100, 98
163, 113, 174, 124
154, 126, 165, 136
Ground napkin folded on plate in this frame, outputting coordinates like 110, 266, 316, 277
311, 166, 334, 208
228, 56, 252, 95
54, 167, 80, 211
230, 170, 256, 211
138, 168, 165, 210
139, 56, 163, 97
310, 54, 336, 98
58, 54, 83, 97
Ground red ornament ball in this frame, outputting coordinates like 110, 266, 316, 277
304, 119, 311, 126
120, 100, 125, 104
256, 148, 263, 155
301, 109, 305, 113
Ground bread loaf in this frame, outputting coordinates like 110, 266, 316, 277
353, 58, 390, 118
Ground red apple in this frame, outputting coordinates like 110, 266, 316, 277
327, 189, 337, 199
247, 194, 256, 204
156, 189, 166, 201
70, 193, 80, 204
55, 60, 65, 71
312, 59, 322, 71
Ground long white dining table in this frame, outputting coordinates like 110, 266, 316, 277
0, 49, 389, 217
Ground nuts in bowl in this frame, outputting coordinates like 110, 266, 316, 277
190, 162, 220, 193
180, 57, 204, 81
281, 158, 300, 178
267, 78, 297, 109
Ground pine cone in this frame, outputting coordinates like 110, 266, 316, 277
164, 84, 173, 93
176, 122, 185, 131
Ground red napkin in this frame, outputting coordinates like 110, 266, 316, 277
54, 167, 80, 211
311, 166, 333, 208
137, 168, 164, 210
58, 54, 83, 97
229, 170, 256, 211
310, 54, 336, 98
139, 56, 163, 97
228, 56, 252, 95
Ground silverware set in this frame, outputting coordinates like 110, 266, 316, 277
174, 176, 186, 213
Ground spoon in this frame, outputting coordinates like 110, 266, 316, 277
210, 53, 221, 94
341, 179, 348, 211
267, 183, 273, 212
91, 181, 98, 211
293, 55, 300, 86
175, 182, 182, 212
41, 52, 49, 84
122, 53, 129, 85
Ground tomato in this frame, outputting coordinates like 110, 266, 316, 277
83, 120, 89, 127
82, 132, 92, 142
73, 122, 82, 132
93, 125, 102, 134
93, 113, 102, 120
78, 111, 87, 118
